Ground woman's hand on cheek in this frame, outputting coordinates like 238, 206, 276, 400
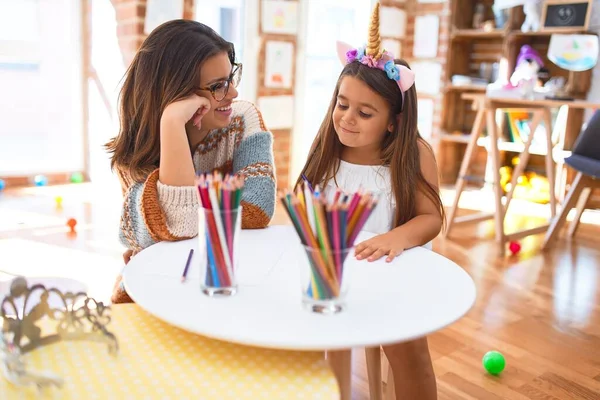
354, 230, 406, 263
161, 94, 211, 129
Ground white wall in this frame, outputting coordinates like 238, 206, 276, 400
240, 0, 259, 103
87, 0, 126, 189
290, 0, 374, 181
195, 0, 258, 102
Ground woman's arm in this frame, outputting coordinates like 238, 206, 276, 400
118, 169, 199, 252
232, 101, 277, 229
158, 117, 196, 186
118, 96, 212, 251
159, 94, 211, 186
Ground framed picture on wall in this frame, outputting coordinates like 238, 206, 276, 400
144, 0, 184, 35
264, 40, 294, 89
261, 0, 299, 35
540, 0, 592, 32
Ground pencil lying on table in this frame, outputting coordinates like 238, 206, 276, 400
181, 248, 194, 282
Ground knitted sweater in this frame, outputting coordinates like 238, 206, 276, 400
117, 100, 276, 253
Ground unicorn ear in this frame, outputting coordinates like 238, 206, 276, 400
397, 65, 415, 92
336, 41, 353, 66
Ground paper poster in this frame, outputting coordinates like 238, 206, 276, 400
144, 0, 184, 35
264, 41, 294, 89
417, 99, 434, 140
261, 0, 299, 35
380, 7, 406, 39
413, 15, 439, 58
382, 39, 402, 58
548, 34, 599, 72
412, 61, 442, 94
257, 95, 294, 129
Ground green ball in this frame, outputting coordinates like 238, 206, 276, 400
70, 172, 84, 183
482, 351, 505, 375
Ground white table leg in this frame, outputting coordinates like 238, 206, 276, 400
328, 349, 352, 400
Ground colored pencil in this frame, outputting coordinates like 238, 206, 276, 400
301, 174, 314, 192
195, 172, 245, 288
278, 186, 378, 300
181, 248, 194, 282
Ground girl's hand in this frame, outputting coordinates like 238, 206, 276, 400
354, 230, 406, 263
161, 94, 211, 129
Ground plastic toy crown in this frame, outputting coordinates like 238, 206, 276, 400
1, 277, 118, 389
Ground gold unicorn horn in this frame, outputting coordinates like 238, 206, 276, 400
366, 2, 382, 60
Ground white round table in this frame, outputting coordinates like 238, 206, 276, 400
123, 225, 476, 351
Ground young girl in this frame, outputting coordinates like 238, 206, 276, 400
297, 4, 444, 398
106, 20, 276, 303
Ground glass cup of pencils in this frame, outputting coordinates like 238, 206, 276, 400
196, 173, 244, 297
281, 179, 378, 314
300, 245, 353, 314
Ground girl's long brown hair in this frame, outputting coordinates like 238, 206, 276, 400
105, 20, 235, 182
296, 60, 445, 229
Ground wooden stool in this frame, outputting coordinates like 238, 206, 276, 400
327, 350, 352, 400
365, 347, 396, 400
444, 95, 557, 255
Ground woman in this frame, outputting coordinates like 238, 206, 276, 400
106, 20, 276, 303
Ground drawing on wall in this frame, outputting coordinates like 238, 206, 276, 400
144, 0, 184, 35
261, 0, 299, 35
257, 95, 295, 129
265, 41, 294, 89
413, 15, 439, 58
379, 7, 406, 38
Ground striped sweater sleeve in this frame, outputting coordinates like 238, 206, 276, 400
117, 168, 198, 251
117, 101, 275, 250
232, 101, 276, 229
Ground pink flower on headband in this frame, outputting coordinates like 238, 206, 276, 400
360, 55, 378, 68
345, 49, 358, 63
336, 40, 416, 94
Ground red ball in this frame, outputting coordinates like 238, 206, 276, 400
66, 218, 77, 232
509, 241, 521, 254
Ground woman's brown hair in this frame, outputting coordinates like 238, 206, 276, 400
296, 60, 445, 229
105, 20, 234, 182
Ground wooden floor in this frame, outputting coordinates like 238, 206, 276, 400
1, 183, 600, 399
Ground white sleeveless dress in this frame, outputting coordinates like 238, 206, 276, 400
321, 160, 433, 250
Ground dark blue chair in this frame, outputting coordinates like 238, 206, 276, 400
543, 110, 600, 248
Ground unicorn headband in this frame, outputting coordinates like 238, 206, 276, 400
335, 3, 415, 102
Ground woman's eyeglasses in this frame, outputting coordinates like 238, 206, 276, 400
198, 63, 242, 102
